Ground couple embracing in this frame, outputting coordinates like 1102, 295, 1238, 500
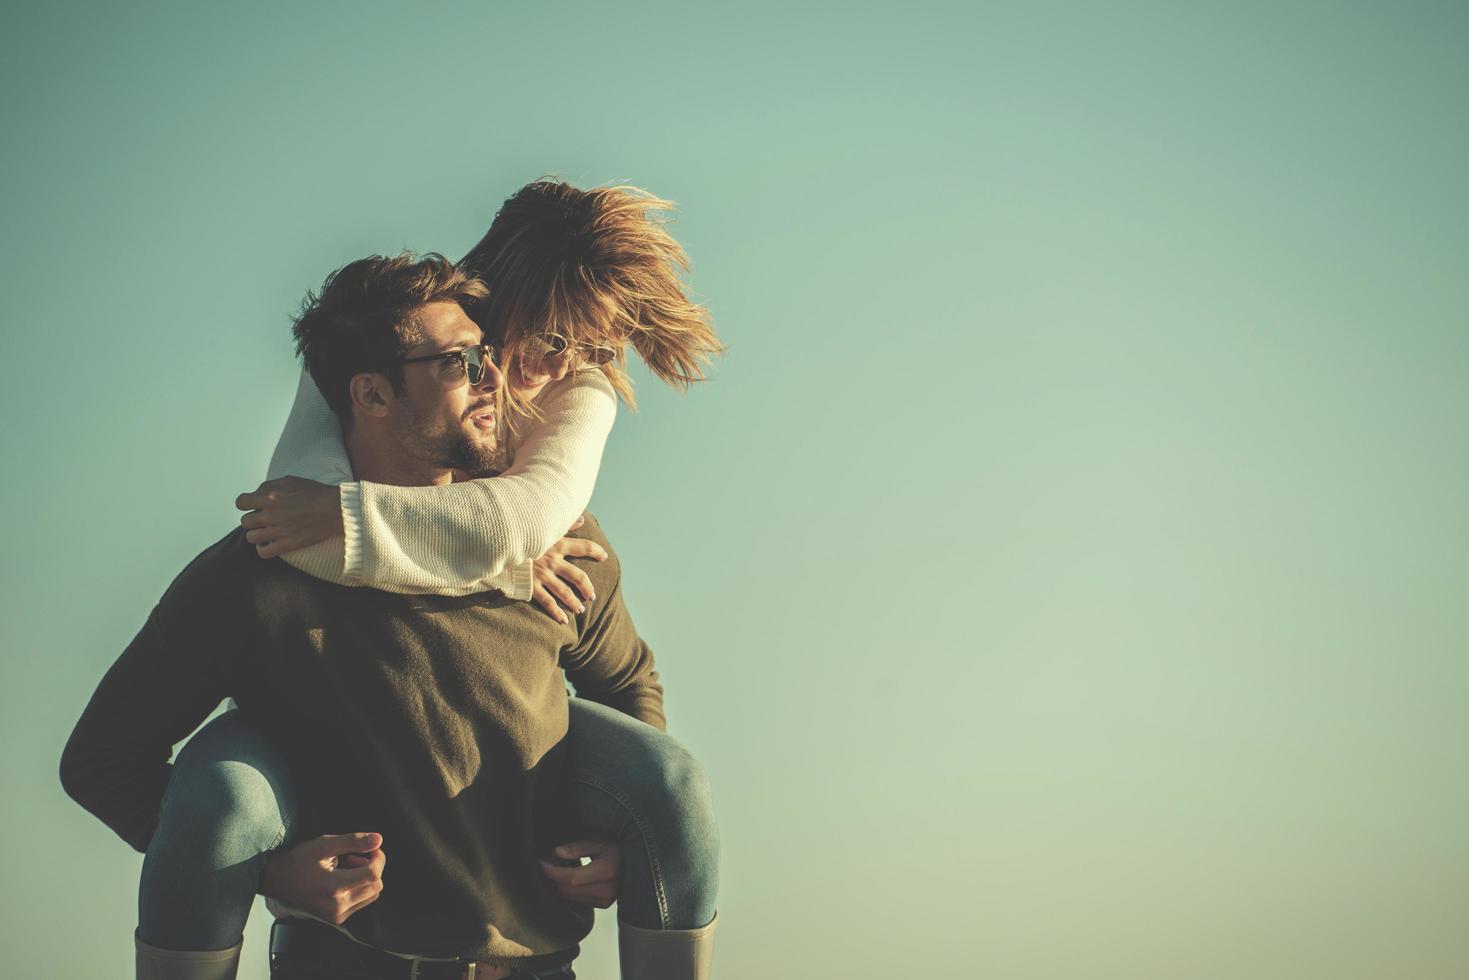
61, 181, 723, 980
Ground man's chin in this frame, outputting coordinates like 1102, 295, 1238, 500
445, 435, 500, 474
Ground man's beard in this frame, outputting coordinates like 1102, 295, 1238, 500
396, 400, 499, 476
443, 431, 500, 474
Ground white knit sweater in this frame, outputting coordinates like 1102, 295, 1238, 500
265, 368, 616, 599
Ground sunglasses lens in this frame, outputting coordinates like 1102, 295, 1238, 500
463, 347, 485, 386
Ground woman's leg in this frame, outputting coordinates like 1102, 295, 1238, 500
565, 698, 719, 978
137, 709, 297, 955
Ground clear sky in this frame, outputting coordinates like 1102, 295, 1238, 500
3, 2, 1467, 978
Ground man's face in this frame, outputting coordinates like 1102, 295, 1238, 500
389, 301, 503, 474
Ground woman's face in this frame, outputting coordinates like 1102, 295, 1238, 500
509, 333, 619, 399
510, 346, 573, 400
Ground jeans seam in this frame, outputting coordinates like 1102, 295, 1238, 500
570, 771, 669, 929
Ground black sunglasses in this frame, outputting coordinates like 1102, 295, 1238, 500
400, 343, 497, 387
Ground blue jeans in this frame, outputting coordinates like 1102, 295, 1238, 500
138, 700, 719, 955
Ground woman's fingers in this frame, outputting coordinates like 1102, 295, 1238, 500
556, 539, 608, 562
257, 536, 296, 560
557, 562, 596, 603
531, 535, 606, 617
244, 526, 294, 559
235, 489, 266, 512
541, 572, 584, 615
531, 584, 570, 624
231, 477, 343, 555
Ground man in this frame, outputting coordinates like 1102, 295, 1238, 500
61, 253, 663, 979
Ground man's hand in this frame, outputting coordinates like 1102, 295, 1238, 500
236, 476, 343, 559
540, 839, 621, 908
259, 832, 386, 925
531, 519, 607, 624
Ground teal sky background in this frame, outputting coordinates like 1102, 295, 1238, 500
3, 2, 1467, 978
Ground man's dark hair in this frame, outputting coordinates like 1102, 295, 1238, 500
292, 252, 489, 424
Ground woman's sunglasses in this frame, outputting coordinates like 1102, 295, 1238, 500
523, 333, 618, 371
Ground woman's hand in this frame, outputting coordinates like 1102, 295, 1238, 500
531, 520, 607, 623
235, 476, 344, 558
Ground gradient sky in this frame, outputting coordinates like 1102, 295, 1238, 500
3, 3, 1467, 978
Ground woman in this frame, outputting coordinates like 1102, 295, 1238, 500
137, 181, 724, 980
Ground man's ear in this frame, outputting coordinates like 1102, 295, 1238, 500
349, 373, 394, 419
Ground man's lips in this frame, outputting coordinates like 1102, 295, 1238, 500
467, 403, 496, 430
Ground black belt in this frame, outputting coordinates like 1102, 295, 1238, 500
269, 917, 554, 980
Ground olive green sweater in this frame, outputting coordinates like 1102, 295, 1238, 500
60, 514, 663, 967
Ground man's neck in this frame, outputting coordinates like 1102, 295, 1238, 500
345, 429, 454, 487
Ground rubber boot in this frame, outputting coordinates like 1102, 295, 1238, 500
618, 913, 718, 980
136, 935, 242, 980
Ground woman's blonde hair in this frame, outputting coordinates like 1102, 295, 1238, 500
458, 180, 722, 423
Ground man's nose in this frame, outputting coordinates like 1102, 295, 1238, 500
474, 356, 504, 393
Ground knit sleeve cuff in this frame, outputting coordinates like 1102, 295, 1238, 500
340, 481, 365, 581
500, 560, 534, 602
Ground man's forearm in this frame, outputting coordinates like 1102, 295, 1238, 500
580, 660, 666, 731
59, 728, 173, 853
60, 608, 228, 852
568, 634, 666, 731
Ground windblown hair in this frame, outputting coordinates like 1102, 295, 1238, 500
458, 180, 722, 419
292, 252, 489, 425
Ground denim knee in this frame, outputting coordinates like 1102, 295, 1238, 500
570, 704, 717, 847
628, 739, 717, 846
567, 700, 719, 929
156, 713, 294, 863
139, 711, 296, 950
163, 760, 287, 860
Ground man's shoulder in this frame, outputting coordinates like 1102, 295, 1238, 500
159, 528, 261, 611
178, 526, 257, 575
122, 528, 261, 647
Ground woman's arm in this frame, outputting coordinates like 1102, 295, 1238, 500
267, 369, 356, 486
351, 369, 615, 598
253, 367, 615, 599
254, 370, 361, 587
